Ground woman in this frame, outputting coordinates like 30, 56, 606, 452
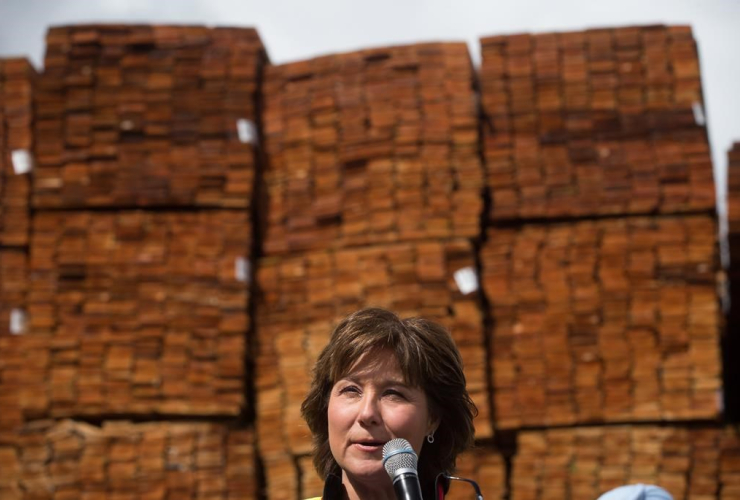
301, 308, 478, 500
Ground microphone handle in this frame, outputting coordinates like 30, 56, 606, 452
392, 471, 424, 500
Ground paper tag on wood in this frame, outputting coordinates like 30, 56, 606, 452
10, 309, 27, 335
454, 267, 478, 295
235, 257, 250, 283
692, 102, 706, 126
236, 119, 258, 144
11, 150, 34, 174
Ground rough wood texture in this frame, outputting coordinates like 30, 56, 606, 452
480, 26, 715, 220
298, 455, 324, 500
33, 25, 267, 209
259, 452, 299, 500
255, 239, 491, 481
445, 446, 507, 500
8, 211, 252, 418
0, 419, 257, 500
0, 58, 34, 247
481, 215, 722, 428
0, 249, 27, 337
262, 43, 483, 255
511, 425, 740, 500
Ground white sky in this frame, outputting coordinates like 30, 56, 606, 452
1, 0, 739, 216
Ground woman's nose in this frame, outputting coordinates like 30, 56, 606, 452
357, 394, 381, 425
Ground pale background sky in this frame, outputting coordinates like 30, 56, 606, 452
1, 0, 738, 218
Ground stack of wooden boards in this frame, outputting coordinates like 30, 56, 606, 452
478, 25, 722, 428
512, 426, 740, 500
477, 25, 732, 500
0, 59, 34, 247
261, 43, 483, 254
257, 42, 490, 499
481, 215, 721, 428
0, 419, 257, 500
33, 25, 265, 209
1, 24, 268, 500
1, 58, 34, 345
0, 22, 738, 500
480, 26, 714, 220
3, 211, 250, 418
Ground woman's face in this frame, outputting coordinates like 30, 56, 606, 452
327, 348, 437, 490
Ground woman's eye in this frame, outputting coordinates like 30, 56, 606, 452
339, 385, 360, 395
385, 389, 406, 400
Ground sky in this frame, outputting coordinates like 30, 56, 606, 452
1, 0, 739, 217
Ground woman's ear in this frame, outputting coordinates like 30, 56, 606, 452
428, 416, 441, 436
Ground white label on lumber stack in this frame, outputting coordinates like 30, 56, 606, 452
237, 119, 258, 144
454, 267, 478, 295
692, 102, 706, 126
10, 309, 27, 335
235, 257, 250, 283
11, 150, 33, 174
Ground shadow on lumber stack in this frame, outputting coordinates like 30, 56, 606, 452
725, 142, 740, 422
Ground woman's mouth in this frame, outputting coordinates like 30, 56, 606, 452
352, 440, 384, 452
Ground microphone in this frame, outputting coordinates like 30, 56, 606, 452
382, 438, 424, 500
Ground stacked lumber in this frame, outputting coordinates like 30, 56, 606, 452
0, 335, 43, 431
481, 215, 721, 428
0, 250, 27, 337
445, 447, 507, 500
480, 25, 715, 220
33, 25, 266, 208
261, 452, 299, 500
255, 239, 490, 466
258, 43, 489, 497
261, 43, 483, 255
511, 425, 740, 500
0, 58, 34, 247
18, 211, 250, 417
0, 419, 257, 500
299, 455, 325, 500
721, 429, 740, 500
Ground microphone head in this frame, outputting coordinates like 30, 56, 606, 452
382, 438, 418, 478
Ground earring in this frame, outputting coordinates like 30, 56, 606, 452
426, 433, 435, 444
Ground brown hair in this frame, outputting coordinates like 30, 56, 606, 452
300, 307, 477, 497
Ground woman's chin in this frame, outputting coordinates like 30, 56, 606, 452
343, 465, 390, 489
